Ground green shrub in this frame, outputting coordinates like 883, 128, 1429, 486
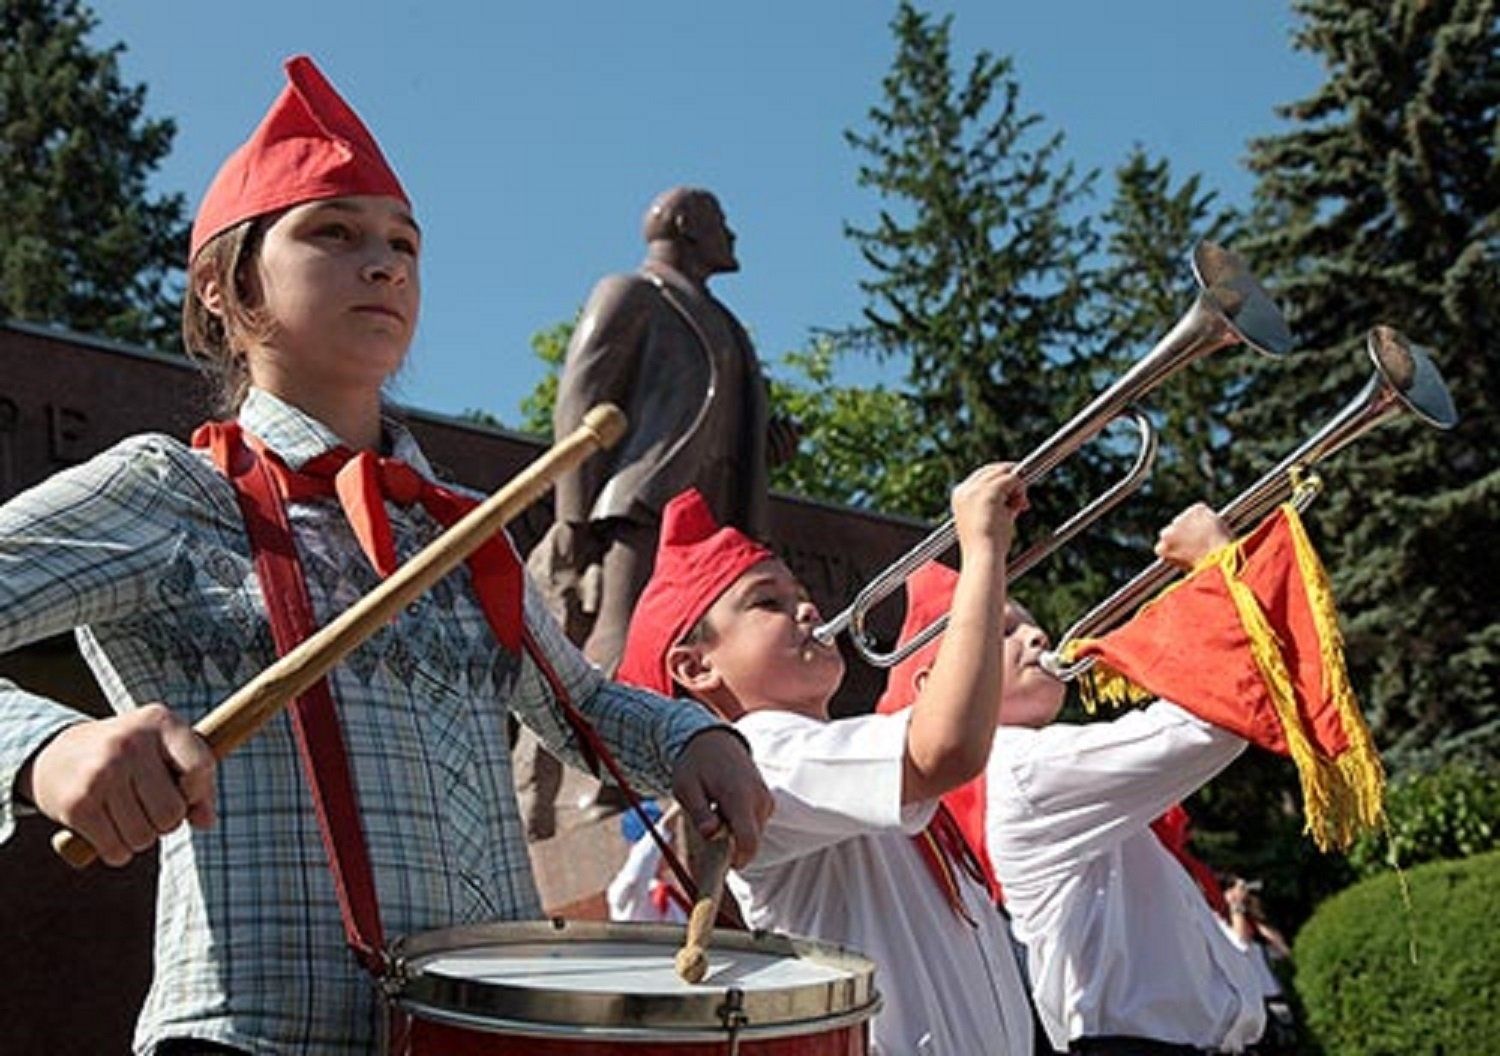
1348, 762, 1500, 879
1295, 850, 1500, 1054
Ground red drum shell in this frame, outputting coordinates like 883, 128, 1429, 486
383, 919, 878, 1055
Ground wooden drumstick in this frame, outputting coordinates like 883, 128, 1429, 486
674, 829, 736, 985
52, 404, 629, 869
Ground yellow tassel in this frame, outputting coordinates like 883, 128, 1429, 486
1060, 639, 1152, 714
1214, 547, 1334, 843
1283, 505, 1387, 840
1219, 507, 1385, 851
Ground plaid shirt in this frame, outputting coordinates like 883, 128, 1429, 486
0, 389, 717, 1054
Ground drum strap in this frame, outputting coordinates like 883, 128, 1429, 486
196, 421, 389, 976
518, 626, 743, 929
197, 420, 732, 970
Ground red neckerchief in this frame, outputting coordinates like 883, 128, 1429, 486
649, 877, 694, 918
193, 418, 732, 956
912, 802, 993, 925
939, 773, 1003, 903
195, 419, 523, 653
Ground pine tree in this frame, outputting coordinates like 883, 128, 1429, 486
842, 1, 1102, 629
1240, 0, 1499, 765
0, 0, 188, 348
1089, 149, 1247, 555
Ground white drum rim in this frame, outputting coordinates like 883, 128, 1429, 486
388, 919, 881, 1035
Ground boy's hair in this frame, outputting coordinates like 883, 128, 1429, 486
181, 218, 272, 416
679, 614, 715, 648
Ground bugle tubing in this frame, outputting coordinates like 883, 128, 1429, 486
813, 241, 1294, 668
1040, 325, 1457, 680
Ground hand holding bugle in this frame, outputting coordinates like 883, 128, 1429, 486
51, 404, 628, 869
1038, 326, 1457, 678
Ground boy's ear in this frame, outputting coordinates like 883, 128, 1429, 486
911, 667, 930, 697
666, 642, 720, 696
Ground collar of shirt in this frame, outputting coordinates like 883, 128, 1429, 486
238, 388, 436, 480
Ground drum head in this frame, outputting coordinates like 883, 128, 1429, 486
391, 919, 879, 1042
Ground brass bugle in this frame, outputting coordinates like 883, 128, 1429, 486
1039, 325, 1458, 680
811, 241, 1294, 668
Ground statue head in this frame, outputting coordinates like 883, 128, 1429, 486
642, 187, 739, 276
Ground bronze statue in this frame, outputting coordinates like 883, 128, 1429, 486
532, 186, 795, 669
523, 187, 793, 831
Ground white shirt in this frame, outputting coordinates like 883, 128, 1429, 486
986, 702, 1267, 1052
607, 831, 688, 924
730, 708, 1033, 1056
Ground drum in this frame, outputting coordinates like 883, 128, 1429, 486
383, 918, 880, 1054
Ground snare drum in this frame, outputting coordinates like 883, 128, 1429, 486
383, 919, 879, 1054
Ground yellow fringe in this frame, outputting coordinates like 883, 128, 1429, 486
1218, 506, 1384, 850
1065, 645, 1152, 714
1066, 505, 1385, 851
1281, 505, 1387, 847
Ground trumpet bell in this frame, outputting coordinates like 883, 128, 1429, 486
1369, 325, 1458, 430
1040, 323, 1460, 682
1194, 241, 1295, 359
811, 240, 1294, 668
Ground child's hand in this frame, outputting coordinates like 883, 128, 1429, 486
1154, 503, 1233, 569
19, 705, 217, 867
951, 462, 1029, 559
671, 728, 774, 868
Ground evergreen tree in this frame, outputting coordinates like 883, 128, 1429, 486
842, 1, 1101, 630
1088, 149, 1247, 558
1239, 0, 1499, 765
0, 0, 188, 348
768, 338, 935, 511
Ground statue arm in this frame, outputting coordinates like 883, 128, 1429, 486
552, 274, 656, 525
718, 310, 796, 468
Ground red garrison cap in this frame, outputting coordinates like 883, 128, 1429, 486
616, 489, 775, 698
190, 55, 409, 261
874, 560, 959, 715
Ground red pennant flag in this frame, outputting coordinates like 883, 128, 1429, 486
1063, 505, 1385, 851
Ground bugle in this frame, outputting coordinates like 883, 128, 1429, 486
812, 241, 1294, 668
1039, 325, 1458, 680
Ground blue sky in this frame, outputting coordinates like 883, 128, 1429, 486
93, 2, 1322, 427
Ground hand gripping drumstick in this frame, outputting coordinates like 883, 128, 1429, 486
674, 829, 735, 984
52, 404, 629, 869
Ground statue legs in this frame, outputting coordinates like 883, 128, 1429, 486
581, 518, 660, 676
519, 517, 663, 831
573, 519, 660, 817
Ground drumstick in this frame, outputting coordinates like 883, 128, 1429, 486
674, 829, 735, 984
52, 404, 629, 869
